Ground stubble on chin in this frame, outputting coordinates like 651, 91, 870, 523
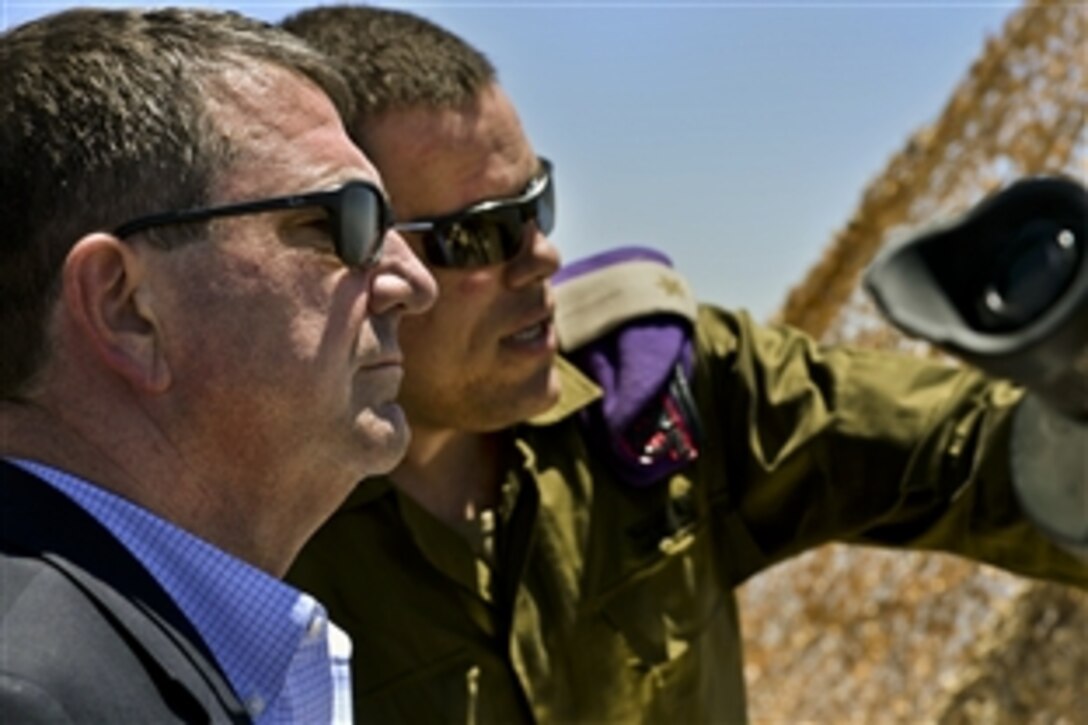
469, 364, 562, 431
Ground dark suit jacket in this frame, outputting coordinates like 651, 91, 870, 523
0, 461, 249, 723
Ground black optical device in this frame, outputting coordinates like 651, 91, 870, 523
864, 176, 1088, 420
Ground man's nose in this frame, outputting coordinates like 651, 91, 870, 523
368, 230, 438, 316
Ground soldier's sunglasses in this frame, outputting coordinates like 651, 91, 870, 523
397, 158, 555, 269
113, 180, 397, 268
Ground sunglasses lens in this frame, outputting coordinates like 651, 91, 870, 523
423, 209, 523, 268
340, 183, 384, 267
416, 160, 555, 269
534, 176, 555, 236
425, 185, 556, 268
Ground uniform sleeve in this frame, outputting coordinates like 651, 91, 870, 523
693, 304, 1088, 588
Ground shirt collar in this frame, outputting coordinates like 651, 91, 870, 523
10, 459, 324, 721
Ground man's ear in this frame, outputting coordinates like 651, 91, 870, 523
61, 233, 171, 393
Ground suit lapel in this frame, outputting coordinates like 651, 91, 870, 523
0, 461, 248, 722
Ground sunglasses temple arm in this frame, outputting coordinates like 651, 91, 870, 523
393, 221, 434, 233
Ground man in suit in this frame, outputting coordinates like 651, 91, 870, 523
0, 8, 435, 723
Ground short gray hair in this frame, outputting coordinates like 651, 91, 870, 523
0, 7, 354, 398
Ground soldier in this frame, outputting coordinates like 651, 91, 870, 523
282, 6, 1087, 722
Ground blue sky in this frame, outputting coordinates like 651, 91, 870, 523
3, 1, 1016, 318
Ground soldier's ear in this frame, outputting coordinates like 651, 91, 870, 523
60, 233, 171, 393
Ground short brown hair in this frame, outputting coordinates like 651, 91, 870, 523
0, 7, 353, 399
281, 4, 496, 136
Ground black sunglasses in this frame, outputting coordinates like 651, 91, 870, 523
397, 158, 555, 269
113, 180, 396, 268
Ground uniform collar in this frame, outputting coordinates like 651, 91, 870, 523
341, 355, 599, 510
526, 356, 601, 426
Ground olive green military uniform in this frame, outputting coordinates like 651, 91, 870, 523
288, 305, 1087, 724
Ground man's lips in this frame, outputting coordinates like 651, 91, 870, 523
359, 353, 403, 370
506, 321, 548, 344
354, 357, 404, 403
502, 311, 555, 346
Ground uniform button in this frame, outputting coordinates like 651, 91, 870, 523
476, 560, 494, 603
669, 477, 693, 499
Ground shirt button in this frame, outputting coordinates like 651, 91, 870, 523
306, 614, 326, 643
246, 694, 266, 716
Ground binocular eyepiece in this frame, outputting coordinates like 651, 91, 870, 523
865, 175, 1088, 420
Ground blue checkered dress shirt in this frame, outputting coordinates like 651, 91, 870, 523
12, 459, 353, 724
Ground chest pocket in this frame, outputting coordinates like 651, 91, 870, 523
355, 648, 533, 725
592, 474, 725, 671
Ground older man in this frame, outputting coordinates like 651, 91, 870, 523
0, 8, 434, 723
283, 5, 1086, 723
